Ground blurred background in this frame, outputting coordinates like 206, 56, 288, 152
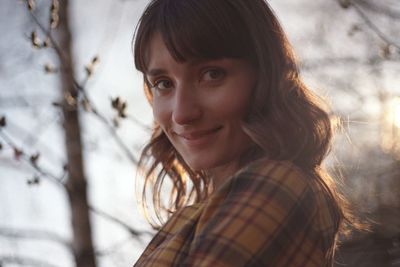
0, 0, 399, 266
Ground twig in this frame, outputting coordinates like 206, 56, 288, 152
94, 109, 139, 164
1, 131, 147, 240
27, 3, 68, 68
0, 227, 71, 250
353, 2, 400, 50
27, 6, 140, 165
95, 236, 136, 256
300, 55, 397, 70
4, 116, 64, 163
0, 129, 66, 187
89, 205, 153, 239
1, 122, 146, 241
73, 81, 139, 163
23, 0, 148, 240
0, 95, 52, 108
356, 0, 400, 20
0, 255, 61, 267
126, 114, 152, 132
338, 0, 400, 51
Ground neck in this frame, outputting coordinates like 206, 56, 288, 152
208, 161, 241, 190
208, 147, 264, 190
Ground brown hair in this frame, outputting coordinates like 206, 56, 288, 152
133, 0, 352, 260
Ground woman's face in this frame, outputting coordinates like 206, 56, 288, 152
145, 33, 257, 179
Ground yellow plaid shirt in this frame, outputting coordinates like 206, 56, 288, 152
134, 159, 337, 266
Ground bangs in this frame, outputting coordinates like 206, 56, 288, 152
134, 0, 255, 72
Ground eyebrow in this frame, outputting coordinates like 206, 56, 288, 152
145, 68, 167, 77
145, 58, 226, 76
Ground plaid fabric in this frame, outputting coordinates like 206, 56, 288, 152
134, 159, 337, 266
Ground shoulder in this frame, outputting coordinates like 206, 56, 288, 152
204, 158, 339, 244
222, 158, 316, 207
224, 159, 338, 234
229, 158, 339, 250
201, 159, 320, 232
191, 160, 334, 266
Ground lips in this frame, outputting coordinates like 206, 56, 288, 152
175, 126, 222, 147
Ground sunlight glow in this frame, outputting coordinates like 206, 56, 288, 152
381, 97, 400, 158
392, 98, 400, 128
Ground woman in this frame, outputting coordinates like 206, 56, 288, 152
133, 0, 351, 266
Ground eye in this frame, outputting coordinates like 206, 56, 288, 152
150, 79, 174, 93
202, 68, 225, 82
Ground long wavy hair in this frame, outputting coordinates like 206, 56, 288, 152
133, 0, 353, 255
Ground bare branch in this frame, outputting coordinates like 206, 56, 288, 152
0, 227, 71, 250
0, 128, 66, 187
0, 255, 61, 267
95, 236, 135, 256
0, 95, 56, 108
336, 0, 400, 51
356, 0, 400, 19
89, 205, 153, 239
71, 79, 139, 164
352, 2, 400, 51
2, 115, 63, 161
125, 114, 152, 132
25, 1, 67, 67
1, 120, 147, 242
26, 5, 140, 166
82, 96, 139, 165
300, 55, 386, 70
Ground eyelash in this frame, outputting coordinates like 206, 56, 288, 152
148, 67, 226, 93
150, 78, 173, 92
201, 68, 225, 82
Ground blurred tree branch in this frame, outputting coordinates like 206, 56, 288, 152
26, 0, 141, 164
336, 0, 400, 51
0, 227, 71, 250
0, 123, 66, 187
0, 0, 149, 266
355, 0, 400, 19
0, 116, 149, 243
89, 205, 153, 239
0, 256, 60, 267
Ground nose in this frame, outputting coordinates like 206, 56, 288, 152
172, 84, 202, 125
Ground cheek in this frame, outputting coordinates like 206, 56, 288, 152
152, 99, 170, 127
216, 86, 253, 120
216, 98, 247, 121
234, 81, 255, 119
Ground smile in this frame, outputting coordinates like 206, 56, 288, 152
175, 127, 222, 147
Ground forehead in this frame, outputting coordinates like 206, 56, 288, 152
146, 33, 170, 65
145, 33, 217, 75
133, 0, 259, 75
145, 33, 179, 75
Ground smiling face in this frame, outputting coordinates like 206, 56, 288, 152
145, 33, 257, 181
